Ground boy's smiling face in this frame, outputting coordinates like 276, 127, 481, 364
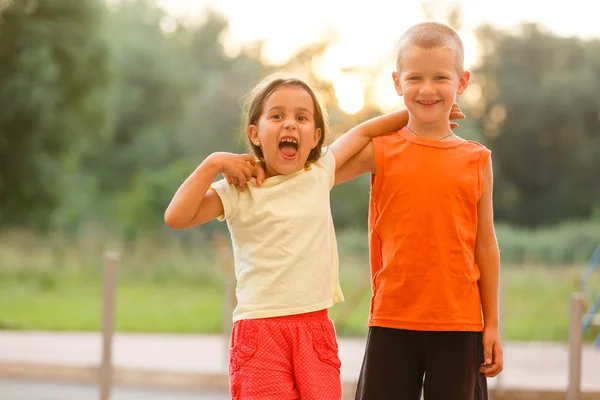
393, 46, 470, 131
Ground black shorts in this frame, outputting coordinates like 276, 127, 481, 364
354, 327, 488, 400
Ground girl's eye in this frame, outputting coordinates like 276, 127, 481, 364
271, 114, 281, 120
297, 115, 307, 121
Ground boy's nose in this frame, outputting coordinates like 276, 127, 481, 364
421, 82, 435, 94
421, 84, 433, 94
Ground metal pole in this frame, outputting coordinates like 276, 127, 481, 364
496, 281, 504, 391
567, 292, 585, 400
214, 231, 236, 364
223, 276, 235, 354
99, 252, 119, 400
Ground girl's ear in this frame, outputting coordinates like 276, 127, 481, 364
312, 128, 322, 148
248, 125, 260, 146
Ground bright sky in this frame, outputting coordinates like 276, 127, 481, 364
160, 0, 593, 114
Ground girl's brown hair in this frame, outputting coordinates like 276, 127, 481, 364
243, 73, 329, 163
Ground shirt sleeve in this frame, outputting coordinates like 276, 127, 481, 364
316, 147, 336, 189
210, 179, 240, 221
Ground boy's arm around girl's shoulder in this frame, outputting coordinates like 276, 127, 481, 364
329, 109, 410, 185
329, 102, 467, 186
333, 142, 376, 186
164, 152, 255, 229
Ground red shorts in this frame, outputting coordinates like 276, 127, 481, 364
229, 309, 342, 400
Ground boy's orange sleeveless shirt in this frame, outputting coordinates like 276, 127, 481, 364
368, 127, 491, 331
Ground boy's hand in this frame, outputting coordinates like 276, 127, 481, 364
223, 157, 265, 191
479, 326, 503, 378
449, 102, 466, 129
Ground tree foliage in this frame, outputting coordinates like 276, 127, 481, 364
0, 2, 597, 234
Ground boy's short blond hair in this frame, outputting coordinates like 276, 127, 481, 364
395, 22, 464, 73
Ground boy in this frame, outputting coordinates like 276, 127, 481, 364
337, 22, 503, 400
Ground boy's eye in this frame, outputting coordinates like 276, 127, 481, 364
409, 76, 421, 81
436, 76, 448, 80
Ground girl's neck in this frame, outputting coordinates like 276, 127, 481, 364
264, 162, 280, 179
262, 162, 307, 179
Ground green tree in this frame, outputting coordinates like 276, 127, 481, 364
281, 41, 386, 230
473, 24, 600, 226
86, 3, 271, 235
78, 0, 197, 233
0, 0, 113, 227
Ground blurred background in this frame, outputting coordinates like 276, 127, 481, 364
0, 0, 599, 397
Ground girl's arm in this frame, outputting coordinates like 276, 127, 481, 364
164, 153, 255, 229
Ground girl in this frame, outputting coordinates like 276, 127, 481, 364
165, 74, 463, 400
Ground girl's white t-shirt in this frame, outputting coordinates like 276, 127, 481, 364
212, 150, 344, 322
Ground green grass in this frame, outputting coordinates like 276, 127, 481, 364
0, 228, 598, 342
501, 268, 571, 341
333, 266, 600, 341
1, 267, 598, 342
0, 279, 224, 332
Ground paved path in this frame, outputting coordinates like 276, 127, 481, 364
0, 378, 230, 400
0, 331, 599, 398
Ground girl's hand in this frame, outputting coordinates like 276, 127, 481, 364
217, 154, 265, 191
450, 102, 466, 129
211, 153, 256, 190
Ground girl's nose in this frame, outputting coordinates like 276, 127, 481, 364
283, 119, 297, 130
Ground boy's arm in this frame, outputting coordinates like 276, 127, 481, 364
330, 103, 466, 185
227, 105, 466, 189
334, 142, 376, 185
329, 110, 408, 173
475, 157, 503, 378
164, 153, 255, 229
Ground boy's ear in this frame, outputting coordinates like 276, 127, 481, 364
392, 71, 403, 96
248, 125, 259, 146
456, 70, 471, 96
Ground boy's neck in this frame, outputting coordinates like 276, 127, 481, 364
406, 119, 454, 141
